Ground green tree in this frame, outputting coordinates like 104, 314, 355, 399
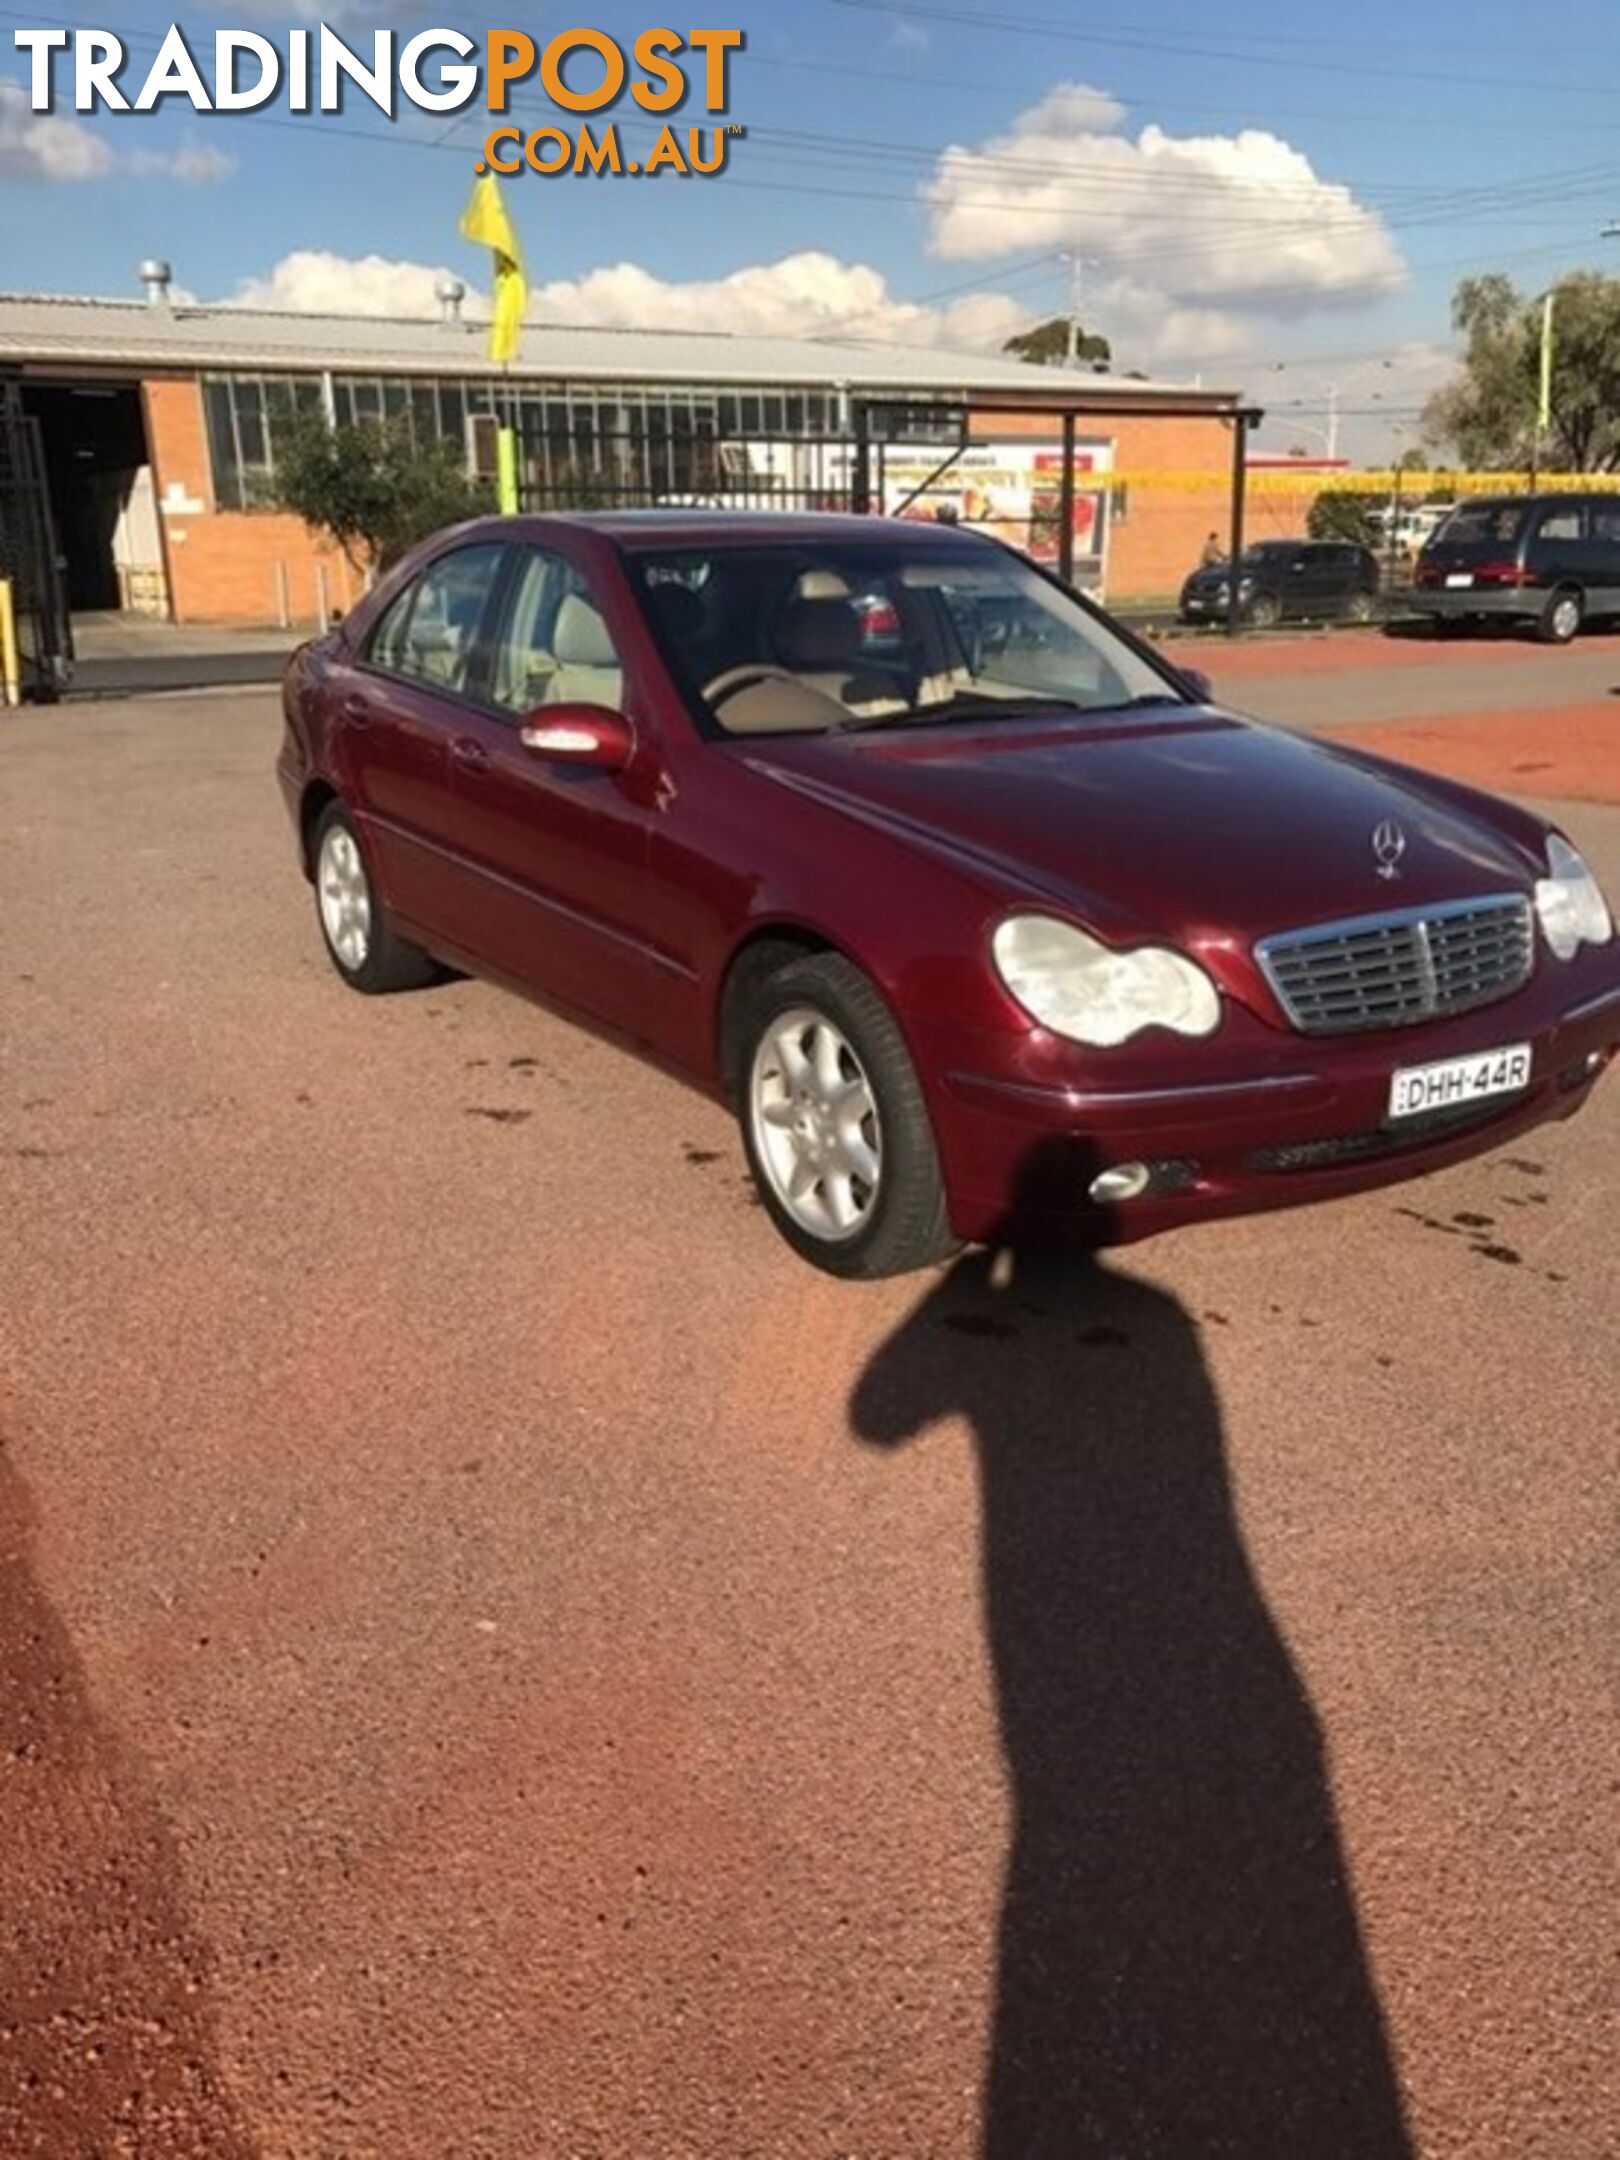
269, 415, 493, 572
1003, 317, 1112, 368
1307, 491, 1375, 546
1422, 272, 1620, 471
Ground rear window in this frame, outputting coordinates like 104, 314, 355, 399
1433, 503, 1526, 548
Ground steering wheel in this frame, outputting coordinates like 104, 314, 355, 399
702, 662, 805, 708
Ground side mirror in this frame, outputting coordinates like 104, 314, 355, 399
519, 702, 634, 771
1178, 666, 1214, 703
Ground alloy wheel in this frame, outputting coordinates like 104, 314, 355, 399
749, 1006, 883, 1242
318, 825, 372, 973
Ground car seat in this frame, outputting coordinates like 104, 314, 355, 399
773, 598, 906, 715
546, 592, 623, 708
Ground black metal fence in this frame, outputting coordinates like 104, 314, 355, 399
510, 425, 868, 518
0, 383, 71, 696
505, 421, 1103, 586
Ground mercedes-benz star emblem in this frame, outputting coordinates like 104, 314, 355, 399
1372, 819, 1407, 881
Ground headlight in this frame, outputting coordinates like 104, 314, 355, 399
1534, 835, 1613, 960
1237, 575, 1255, 594
992, 914, 1221, 1048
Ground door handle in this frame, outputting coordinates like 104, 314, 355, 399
450, 735, 490, 772
341, 692, 372, 728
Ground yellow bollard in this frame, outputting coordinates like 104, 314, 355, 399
0, 577, 21, 708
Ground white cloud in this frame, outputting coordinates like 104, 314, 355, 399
0, 79, 114, 180
128, 139, 237, 185
225, 246, 1037, 353
0, 81, 234, 183
923, 82, 1405, 327
233, 249, 463, 316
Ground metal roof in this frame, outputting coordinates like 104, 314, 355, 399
0, 289, 1242, 409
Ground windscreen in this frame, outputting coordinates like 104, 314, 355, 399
626, 537, 1178, 738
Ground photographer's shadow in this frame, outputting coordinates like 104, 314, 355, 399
851, 1234, 1411, 2159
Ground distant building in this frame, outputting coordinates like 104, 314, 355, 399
0, 266, 1250, 628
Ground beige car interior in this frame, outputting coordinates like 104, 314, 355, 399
710, 568, 914, 737
493, 568, 625, 714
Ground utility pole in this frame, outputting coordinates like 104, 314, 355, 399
1326, 381, 1340, 463
1062, 250, 1083, 369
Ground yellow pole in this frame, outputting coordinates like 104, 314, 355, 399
497, 422, 519, 516
0, 578, 21, 708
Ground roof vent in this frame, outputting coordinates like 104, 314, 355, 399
138, 258, 173, 309
434, 274, 466, 328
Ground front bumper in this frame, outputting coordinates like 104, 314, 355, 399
916, 965, 1620, 1247
1180, 589, 1234, 622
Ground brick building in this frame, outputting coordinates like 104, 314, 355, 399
0, 271, 1251, 631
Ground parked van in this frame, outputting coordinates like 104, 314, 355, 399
1411, 493, 1620, 642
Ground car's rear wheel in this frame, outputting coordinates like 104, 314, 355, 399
737, 953, 958, 1278
1248, 591, 1281, 629
1344, 591, 1376, 624
1539, 586, 1584, 644
312, 801, 437, 994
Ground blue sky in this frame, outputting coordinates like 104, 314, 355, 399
5, 0, 1620, 457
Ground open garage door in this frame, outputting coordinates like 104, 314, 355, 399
0, 383, 72, 696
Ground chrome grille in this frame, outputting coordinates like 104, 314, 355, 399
1258, 893, 1534, 1035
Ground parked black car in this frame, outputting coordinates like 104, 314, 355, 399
1411, 494, 1620, 643
1179, 540, 1381, 627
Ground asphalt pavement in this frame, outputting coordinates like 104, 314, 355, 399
1, 672, 1615, 2158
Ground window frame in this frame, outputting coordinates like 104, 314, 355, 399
483, 542, 627, 722
357, 541, 515, 710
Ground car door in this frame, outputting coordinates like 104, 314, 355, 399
1526, 500, 1585, 591
1296, 544, 1347, 622
1579, 499, 1620, 615
428, 542, 669, 1040
335, 540, 510, 943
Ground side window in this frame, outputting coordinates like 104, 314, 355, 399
489, 550, 625, 714
1535, 506, 1584, 543
368, 583, 417, 675
1590, 504, 1620, 545
369, 544, 506, 697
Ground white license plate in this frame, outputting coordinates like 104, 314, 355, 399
1388, 1043, 1532, 1120
1445, 571, 1474, 588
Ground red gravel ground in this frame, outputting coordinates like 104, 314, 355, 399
1, 673, 1616, 2158
1171, 626, 1598, 680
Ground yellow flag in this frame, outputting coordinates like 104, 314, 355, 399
459, 173, 526, 367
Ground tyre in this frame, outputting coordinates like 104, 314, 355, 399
1539, 587, 1583, 645
736, 952, 958, 1279
1248, 591, 1282, 630
1344, 591, 1375, 625
311, 800, 437, 994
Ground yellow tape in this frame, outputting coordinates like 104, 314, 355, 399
1097, 469, 1620, 497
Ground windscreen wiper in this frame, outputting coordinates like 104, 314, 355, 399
834, 692, 1088, 733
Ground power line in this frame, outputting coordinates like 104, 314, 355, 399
826, 0, 1620, 102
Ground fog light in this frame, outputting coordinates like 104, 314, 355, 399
1089, 1161, 1151, 1203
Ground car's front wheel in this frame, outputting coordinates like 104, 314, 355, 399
1248, 591, 1282, 629
737, 953, 958, 1278
311, 801, 437, 994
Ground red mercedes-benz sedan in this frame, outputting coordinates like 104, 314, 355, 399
276, 511, 1620, 1277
